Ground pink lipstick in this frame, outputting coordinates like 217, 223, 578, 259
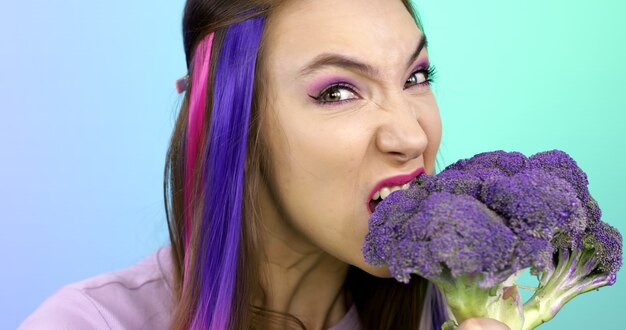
366, 167, 425, 214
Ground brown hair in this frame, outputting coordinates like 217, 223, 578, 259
163, 0, 432, 328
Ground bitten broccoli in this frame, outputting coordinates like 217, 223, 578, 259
363, 150, 622, 330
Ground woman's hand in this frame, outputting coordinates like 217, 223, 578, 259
457, 317, 512, 330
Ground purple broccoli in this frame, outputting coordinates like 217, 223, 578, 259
363, 150, 622, 330
522, 218, 622, 329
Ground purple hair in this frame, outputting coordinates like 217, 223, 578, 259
183, 16, 266, 329
431, 282, 449, 329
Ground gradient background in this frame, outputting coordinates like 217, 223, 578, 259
1, 0, 623, 328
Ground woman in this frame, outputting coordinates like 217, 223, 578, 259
21, 0, 510, 329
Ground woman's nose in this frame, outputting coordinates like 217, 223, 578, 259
374, 96, 428, 163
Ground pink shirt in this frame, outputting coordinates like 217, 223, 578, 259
19, 245, 363, 330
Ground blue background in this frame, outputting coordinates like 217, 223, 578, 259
1, 0, 624, 328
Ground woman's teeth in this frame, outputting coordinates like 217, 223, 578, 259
372, 183, 410, 201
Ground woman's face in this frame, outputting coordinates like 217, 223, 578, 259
258, 0, 442, 277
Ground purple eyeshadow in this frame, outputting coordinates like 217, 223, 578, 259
304, 57, 432, 103
412, 59, 430, 72
306, 75, 361, 96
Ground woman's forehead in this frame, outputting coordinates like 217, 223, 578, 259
263, 0, 422, 76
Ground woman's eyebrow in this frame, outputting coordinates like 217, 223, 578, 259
298, 34, 427, 78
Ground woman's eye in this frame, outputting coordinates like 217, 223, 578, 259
405, 72, 426, 88
404, 65, 437, 89
312, 84, 358, 105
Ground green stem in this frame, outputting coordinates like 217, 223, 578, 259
523, 247, 574, 330
435, 276, 525, 330
522, 245, 610, 330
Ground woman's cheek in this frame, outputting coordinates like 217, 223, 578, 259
419, 102, 442, 174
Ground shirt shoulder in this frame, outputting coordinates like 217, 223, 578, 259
326, 304, 361, 330
19, 245, 175, 330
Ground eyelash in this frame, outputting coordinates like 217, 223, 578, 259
310, 65, 438, 106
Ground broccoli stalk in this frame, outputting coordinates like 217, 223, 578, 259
433, 273, 525, 330
363, 150, 622, 330
522, 221, 622, 329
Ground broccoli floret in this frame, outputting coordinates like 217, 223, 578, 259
523, 220, 623, 329
528, 150, 602, 229
445, 150, 528, 177
528, 150, 590, 202
363, 149, 622, 330
392, 192, 518, 285
370, 191, 527, 329
480, 168, 587, 241
423, 170, 484, 198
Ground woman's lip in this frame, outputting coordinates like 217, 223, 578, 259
366, 167, 425, 214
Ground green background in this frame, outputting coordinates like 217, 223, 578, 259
415, 0, 625, 328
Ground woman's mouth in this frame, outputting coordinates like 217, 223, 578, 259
367, 182, 411, 214
366, 167, 425, 214
365, 167, 425, 215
